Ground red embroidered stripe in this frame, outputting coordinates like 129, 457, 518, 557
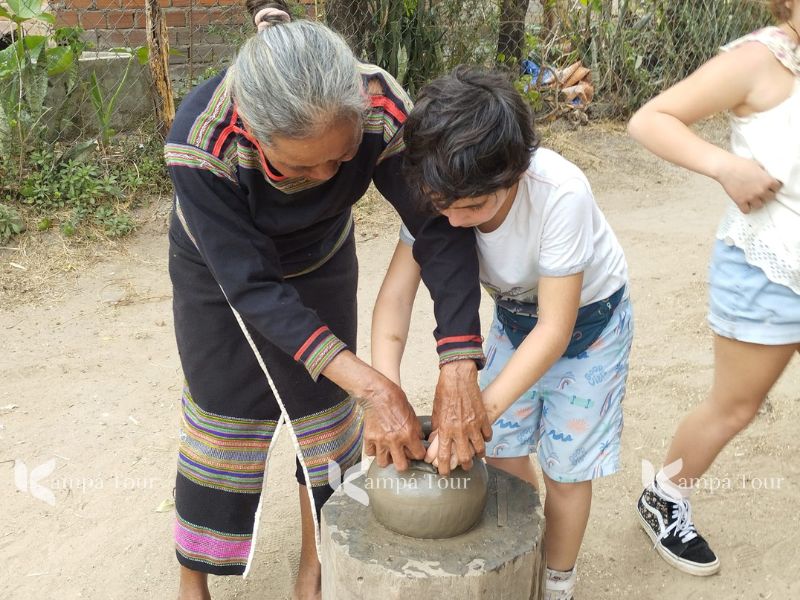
293, 326, 330, 361
436, 335, 483, 347
370, 96, 407, 125
211, 109, 237, 158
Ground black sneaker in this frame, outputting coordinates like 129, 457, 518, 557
637, 483, 720, 576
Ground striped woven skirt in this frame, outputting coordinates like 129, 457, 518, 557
168, 225, 363, 576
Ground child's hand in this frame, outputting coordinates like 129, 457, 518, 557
424, 431, 459, 472
716, 155, 782, 214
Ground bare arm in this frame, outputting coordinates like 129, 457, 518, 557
370, 241, 422, 386
322, 349, 424, 471
425, 273, 583, 467
482, 273, 583, 422
628, 42, 782, 213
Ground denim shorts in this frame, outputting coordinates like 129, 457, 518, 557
482, 297, 633, 483
708, 240, 800, 345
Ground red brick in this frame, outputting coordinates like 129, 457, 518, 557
216, 0, 240, 5
190, 9, 226, 25
158, 0, 171, 6
56, 10, 81, 26
65, 0, 94, 8
95, 0, 119, 7
80, 11, 106, 28
106, 10, 136, 28
164, 9, 187, 27
172, 0, 191, 6
197, 0, 219, 6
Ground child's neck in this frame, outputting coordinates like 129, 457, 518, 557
478, 179, 520, 233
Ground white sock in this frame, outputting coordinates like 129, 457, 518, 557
546, 566, 576, 589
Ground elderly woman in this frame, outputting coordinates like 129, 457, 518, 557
165, 3, 491, 599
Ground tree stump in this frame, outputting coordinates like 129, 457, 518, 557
321, 465, 545, 599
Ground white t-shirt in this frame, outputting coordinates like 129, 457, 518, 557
401, 148, 628, 308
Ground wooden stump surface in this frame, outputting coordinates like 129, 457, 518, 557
321, 464, 545, 600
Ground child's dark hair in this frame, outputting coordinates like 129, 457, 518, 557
403, 66, 540, 209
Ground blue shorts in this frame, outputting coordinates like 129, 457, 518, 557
708, 240, 800, 345
482, 298, 633, 483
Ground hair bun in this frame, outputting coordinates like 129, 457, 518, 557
254, 6, 291, 30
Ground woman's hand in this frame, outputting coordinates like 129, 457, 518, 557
322, 350, 425, 471
430, 360, 492, 476
360, 378, 425, 471
715, 154, 782, 214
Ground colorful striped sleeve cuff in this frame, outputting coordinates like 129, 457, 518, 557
294, 326, 348, 381
436, 335, 485, 369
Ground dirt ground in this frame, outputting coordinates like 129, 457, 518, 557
1, 121, 798, 600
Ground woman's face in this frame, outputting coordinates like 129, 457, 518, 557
264, 119, 362, 181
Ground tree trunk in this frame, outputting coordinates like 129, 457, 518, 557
144, 0, 175, 136
497, 0, 529, 66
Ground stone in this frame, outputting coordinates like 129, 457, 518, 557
321, 465, 545, 599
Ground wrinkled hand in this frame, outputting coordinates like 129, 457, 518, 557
361, 377, 425, 472
428, 360, 492, 475
717, 155, 781, 214
424, 431, 459, 472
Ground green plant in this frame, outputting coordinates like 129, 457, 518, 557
0, 0, 77, 178
88, 46, 148, 148
0, 202, 25, 244
94, 205, 135, 237
534, 0, 771, 116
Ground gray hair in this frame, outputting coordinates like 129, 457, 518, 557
230, 20, 368, 143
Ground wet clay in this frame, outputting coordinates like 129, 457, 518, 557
365, 415, 489, 539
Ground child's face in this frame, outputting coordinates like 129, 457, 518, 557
438, 189, 510, 228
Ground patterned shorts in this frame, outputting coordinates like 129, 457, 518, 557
482, 297, 634, 483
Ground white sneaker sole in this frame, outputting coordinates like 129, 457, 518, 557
637, 506, 721, 577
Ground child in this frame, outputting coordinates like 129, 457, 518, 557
371, 66, 633, 600
627, 1, 800, 577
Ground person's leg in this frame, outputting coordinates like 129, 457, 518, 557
543, 476, 592, 571
538, 295, 632, 599
639, 240, 800, 575
637, 336, 797, 576
662, 335, 797, 489
293, 483, 322, 600
280, 234, 361, 599
178, 567, 211, 600
486, 456, 539, 490
170, 241, 284, 594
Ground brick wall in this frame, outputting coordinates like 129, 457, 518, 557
53, 1, 317, 78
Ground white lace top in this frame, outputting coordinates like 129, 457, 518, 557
718, 27, 800, 294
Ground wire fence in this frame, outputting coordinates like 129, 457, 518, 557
0, 0, 774, 243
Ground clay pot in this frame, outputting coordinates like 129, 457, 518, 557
365, 415, 489, 539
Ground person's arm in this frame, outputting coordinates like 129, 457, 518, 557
627, 42, 781, 213
371, 239, 422, 386
425, 176, 596, 467
369, 72, 490, 475
167, 145, 425, 469
482, 273, 582, 422
425, 272, 582, 467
